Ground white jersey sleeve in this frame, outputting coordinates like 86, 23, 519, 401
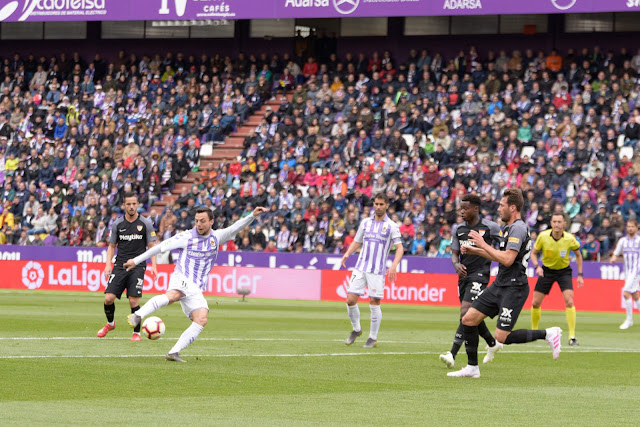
131, 231, 190, 266
212, 214, 256, 245
354, 219, 366, 244
614, 237, 625, 257
390, 222, 401, 245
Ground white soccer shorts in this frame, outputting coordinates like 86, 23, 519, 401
623, 273, 640, 294
347, 269, 385, 299
168, 270, 210, 319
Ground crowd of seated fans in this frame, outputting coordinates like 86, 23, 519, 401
1, 44, 640, 260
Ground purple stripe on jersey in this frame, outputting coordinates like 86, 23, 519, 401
370, 224, 381, 273
183, 237, 192, 279
212, 235, 219, 264
191, 238, 204, 286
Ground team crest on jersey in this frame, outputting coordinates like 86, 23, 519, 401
382, 224, 388, 233
137, 225, 143, 232
478, 230, 485, 237
211, 239, 217, 249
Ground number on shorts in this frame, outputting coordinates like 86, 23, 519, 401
108, 274, 115, 284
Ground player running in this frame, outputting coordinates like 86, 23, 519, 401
448, 189, 562, 378
124, 206, 267, 362
440, 194, 503, 368
530, 213, 584, 345
341, 193, 404, 348
98, 192, 158, 341
610, 219, 640, 330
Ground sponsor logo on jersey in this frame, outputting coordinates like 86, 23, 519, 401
150, 232, 156, 237
508, 237, 520, 244
119, 234, 143, 241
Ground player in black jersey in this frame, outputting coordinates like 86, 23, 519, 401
97, 192, 158, 341
448, 189, 563, 378
440, 194, 503, 369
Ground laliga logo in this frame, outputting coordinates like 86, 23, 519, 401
22, 261, 45, 290
551, 0, 577, 10
334, 0, 359, 15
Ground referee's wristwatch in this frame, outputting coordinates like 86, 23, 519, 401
578, 273, 583, 277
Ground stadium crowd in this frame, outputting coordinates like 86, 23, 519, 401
1, 43, 640, 260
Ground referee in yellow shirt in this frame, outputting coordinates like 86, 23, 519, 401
530, 213, 584, 346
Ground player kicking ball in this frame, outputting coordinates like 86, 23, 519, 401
448, 189, 562, 378
341, 194, 404, 348
98, 192, 158, 341
610, 220, 640, 330
124, 206, 267, 362
440, 195, 503, 369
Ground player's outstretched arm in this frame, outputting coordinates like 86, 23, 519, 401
214, 206, 268, 245
124, 233, 189, 271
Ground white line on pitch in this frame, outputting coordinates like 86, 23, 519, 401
2, 349, 640, 360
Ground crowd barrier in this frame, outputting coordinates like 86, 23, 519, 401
2, 260, 630, 313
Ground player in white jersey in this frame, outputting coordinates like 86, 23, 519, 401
124, 206, 267, 362
341, 193, 404, 348
610, 219, 640, 330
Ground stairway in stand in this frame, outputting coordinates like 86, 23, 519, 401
149, 94, 290, 212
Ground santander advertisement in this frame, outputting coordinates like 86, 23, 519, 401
2, 260, 632, 312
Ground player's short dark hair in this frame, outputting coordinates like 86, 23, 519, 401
461, 194, 482, 207
503, 188, 524, 212
628, 219, 638, 226
123, 191, 138, 201
194, 206, 214, 220
374, 193, 390, 204
551, 212, 567, 222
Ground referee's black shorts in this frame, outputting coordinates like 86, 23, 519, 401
534, 266, 573, 295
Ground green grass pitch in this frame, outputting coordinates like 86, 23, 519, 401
1, 289, 638, 426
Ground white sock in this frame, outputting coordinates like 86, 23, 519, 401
369, 305, 382, 340
136, 294, 170, 319
169, 322, 204, 355
625, 299, 633, 321
107, 321, 114, 327
347, 304, 361, 332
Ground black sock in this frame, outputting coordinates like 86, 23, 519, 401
450, 322, 464, 358
462, 324, 479, 366
478, 321, 496, 347
131, 306, 141, 333
504, 329, 546, 345
104, 303, 115, 323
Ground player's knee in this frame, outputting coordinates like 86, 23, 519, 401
494, 330, 509, 344
461, 313, 476, 326
460, 306, 470, 318
193, 315, 207, 327
565, 300, 574, 308
104, 294, 116, 304
531, 302, 541, 309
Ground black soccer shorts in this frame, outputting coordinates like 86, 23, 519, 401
105, 266, 145, 299
471, 283, 529, 331
458, 276, 490, 304
534, 266, 573, 295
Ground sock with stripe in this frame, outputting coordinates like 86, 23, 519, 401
504, 329, 546, 344
369, 305, 382, 340
478, 320, 496, 347
104, 303, 115, 326
462, 324, 479, 366
625, 298, 633, 322
169, 322, 204, 355
531, 307, 541, 329
131, 305, 141, 333
347, 304, 361, 332
565, 306, 576, 338
450, 322, 464, 358
135, 294, 170, 319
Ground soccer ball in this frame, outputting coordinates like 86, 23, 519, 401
141, 316, 166, 340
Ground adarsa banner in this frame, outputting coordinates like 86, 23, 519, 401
1, 261, 631, 312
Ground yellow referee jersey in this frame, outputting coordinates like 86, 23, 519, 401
533, 230, 580, 270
